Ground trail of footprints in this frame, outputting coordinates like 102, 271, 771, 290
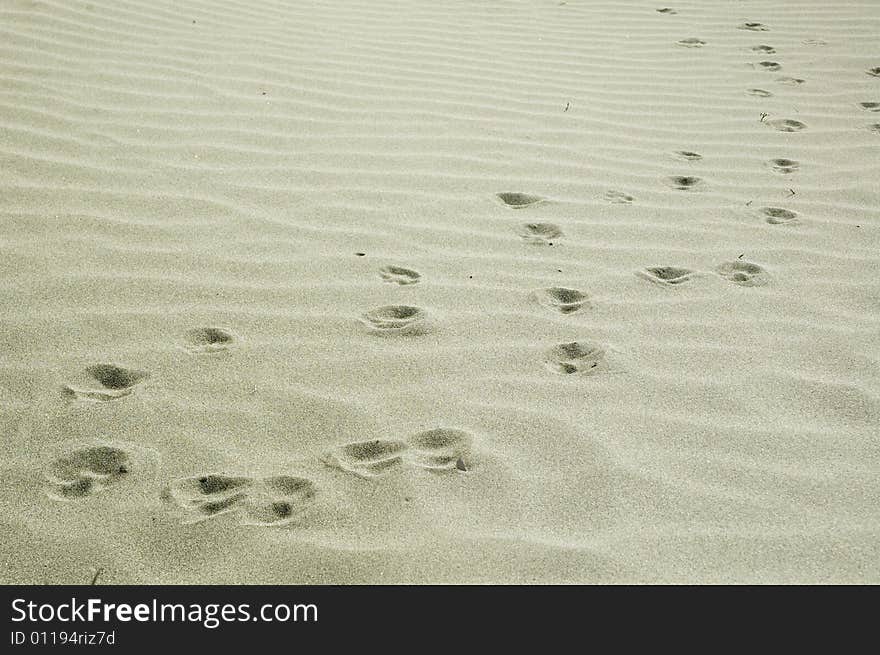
44, 12, 864, 527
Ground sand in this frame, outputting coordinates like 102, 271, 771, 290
1, 0, 878, 584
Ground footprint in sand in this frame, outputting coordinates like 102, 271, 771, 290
868, 123, 880, 135
859, 102, 880, 112
776, 76, 805, 86
45, 445, 134, 500
496, 192, 544, 209
757, 61, 781, 72
163, 474, 253, 520
360, 305, 430, 336
545, 341, 609, 375
184, 327, 236, 353
520, 222, 563, 245
739, 22, 769, 32
716, 261, 768, 287
867, 67, 880, 78
667, 175, 703, 191
766, 119, 806, 133
761, 207, 798, 225
674, 150, 703, 161
604, 190, 634, 204
768, 158, 799, 174
241, 476, 318, 526
746, 88, 773, 98
532, 287, 590, 314
163, 474, 316, 526
677, 38, 706, 48
62, 363, 149, 401
751, 45, 776, 54
379, 265, 421, 285
407, 428, 474, 472
638, 266, 694, 286
321, 439, 409, 478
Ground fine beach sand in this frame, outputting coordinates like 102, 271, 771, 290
1, 0, 878, 584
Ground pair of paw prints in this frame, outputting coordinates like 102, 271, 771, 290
162, 474, 317, 526
494, 192, 564, 245
322, 428, 474, 478
638, 262, 769, 287
62, 330, 236, 401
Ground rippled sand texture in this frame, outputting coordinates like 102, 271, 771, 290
1, 0, 878, 584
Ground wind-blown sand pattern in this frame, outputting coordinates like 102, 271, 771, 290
1, 0, 878, 584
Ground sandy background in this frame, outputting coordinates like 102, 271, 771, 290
1, 0, 878, 584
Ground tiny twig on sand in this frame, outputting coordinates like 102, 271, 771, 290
760, 112, 768, 122
90, 568, 104, 585
564, 101, 570, 112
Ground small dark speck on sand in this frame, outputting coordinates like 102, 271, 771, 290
355, 252, 365, 256
456, 457, 467, 472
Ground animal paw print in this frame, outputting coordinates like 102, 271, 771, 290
62, 364, 149, 401
379, 265, 421, 285
163, 473, 317, 526
519, 222, 563, 245
321, 439, 408, 478
496, 192, 545, 209
360, 305, 431, 336
638, 266, 694, 286
545, 341, 609, 375
532, 287, 590, 314
184, 327, 236, 353
716, 261, 768, 286
604, 190, 634, 204
46, 445, 132, 500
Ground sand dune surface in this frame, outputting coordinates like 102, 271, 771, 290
1, 0, 878, 583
